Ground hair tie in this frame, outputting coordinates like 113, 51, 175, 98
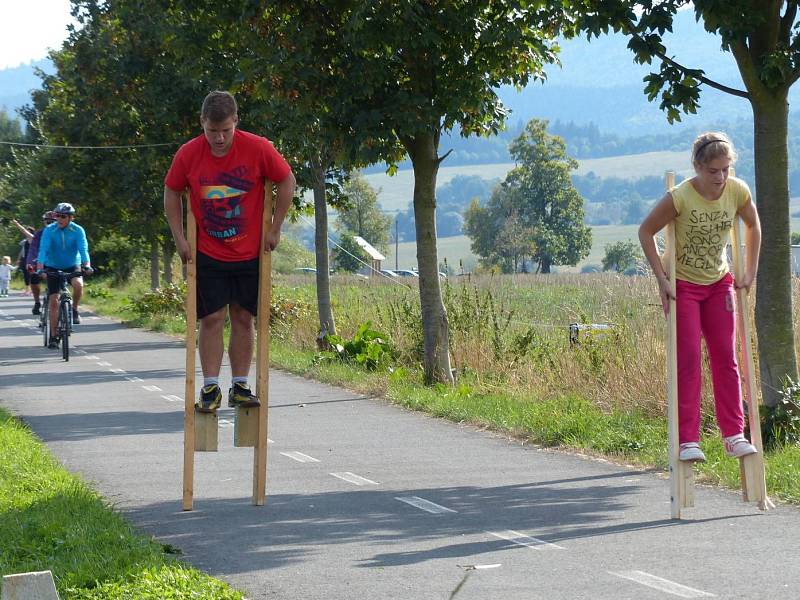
694, 138, 727, 160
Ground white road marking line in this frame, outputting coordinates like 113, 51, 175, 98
609, 571, 715, 598
395, 496, 457, 514
330, 472, 379, 486
280, 451, 320, 463
142, 385, 162, 392
488, 530, 564, 550
84, 355, 100, 360
96, 361, 112, 367
109, 368, 125, 373
125, 376, 143, 383
161, 395, 182, 403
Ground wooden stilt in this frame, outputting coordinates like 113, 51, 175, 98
234, 407, 258, 447
182, 202, 199, 511
663, 170, 695, 519
730, 206, 774, 510
252, 184, 274, 505
195, 412, 219, 451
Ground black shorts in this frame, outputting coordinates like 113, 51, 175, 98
197, 252, 260, 319
22, 268, 31, 285
30, 272, 43, 285
45, 267, 81, 296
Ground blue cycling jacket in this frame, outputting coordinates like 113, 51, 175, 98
37, 222, 91, 270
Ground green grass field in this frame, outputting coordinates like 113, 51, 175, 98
365, 150, 694, 214
383, 225, 642, 273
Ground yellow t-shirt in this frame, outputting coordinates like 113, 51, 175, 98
670, 176, 751, 285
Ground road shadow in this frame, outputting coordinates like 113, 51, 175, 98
18, 409, 187, 441
115, 475, 764, 579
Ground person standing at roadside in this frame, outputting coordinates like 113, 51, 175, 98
164, 90, 295, 412
639, 131, 760, 463
0, 256, 15, 297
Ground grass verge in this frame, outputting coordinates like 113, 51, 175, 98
0, 408, 244, 599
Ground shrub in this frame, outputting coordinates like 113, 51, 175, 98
126, 282, 186, 318
763, 377, 800, 449
93, 233, 143, 284
319, 321, 392, 370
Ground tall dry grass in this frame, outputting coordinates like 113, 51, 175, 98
275, 271, 795, 422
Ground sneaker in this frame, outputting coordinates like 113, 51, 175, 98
195, 384, 222, 413
48, 336, 60, 349
724, 434, 757, 458
32, 302, 41, 315
679, 442, 706, 462
228, 382, 260, 408
72, 309, 81, 324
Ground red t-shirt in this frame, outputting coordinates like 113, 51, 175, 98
165, 129, 292, 261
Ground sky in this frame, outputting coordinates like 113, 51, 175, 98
0, 0, 75, 70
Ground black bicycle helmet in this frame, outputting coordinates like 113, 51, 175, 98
53, 202, 76, 215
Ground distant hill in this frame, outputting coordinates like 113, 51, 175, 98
497, 8, 798, 135
0, 59, 52, 115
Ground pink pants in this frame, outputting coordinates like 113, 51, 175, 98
676, 273, 745, 443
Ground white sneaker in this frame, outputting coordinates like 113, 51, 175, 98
679, 442, 706, 462
724, 434, 757, 458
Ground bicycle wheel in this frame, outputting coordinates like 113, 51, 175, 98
60, 300, 70, 361
42, 302, 50, 347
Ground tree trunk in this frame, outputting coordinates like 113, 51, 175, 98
540, 256, 551, 274
404, 131, 454, 385
149, 238, 159, 291
752, 91, 798, 407
162, 238, 175, 285
312, 160, 337, 347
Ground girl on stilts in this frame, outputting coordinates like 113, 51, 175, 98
639, 132, 761, 462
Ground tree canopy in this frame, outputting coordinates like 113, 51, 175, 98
465, 119, 591, 274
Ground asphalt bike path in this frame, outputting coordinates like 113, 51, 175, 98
1, 292, 799, 599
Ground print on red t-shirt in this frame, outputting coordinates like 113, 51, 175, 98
165, 130, 291, 262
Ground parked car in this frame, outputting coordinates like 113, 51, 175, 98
395, 269, 419, 277
379, 269, 399, 277
293, 267, 316, 274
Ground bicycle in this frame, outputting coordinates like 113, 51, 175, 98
43, 268, 86, 361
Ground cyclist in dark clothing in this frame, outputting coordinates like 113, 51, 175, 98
12, 213, 56, 314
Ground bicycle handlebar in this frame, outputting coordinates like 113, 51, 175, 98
39, 267, 92, 277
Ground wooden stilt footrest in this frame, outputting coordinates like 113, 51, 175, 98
678, 462, 695, 508
194, 411, 218, 452
234, 406, 259, 447
740, 452, 772, 508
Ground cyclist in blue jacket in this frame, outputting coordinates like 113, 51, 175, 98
36, 202, 92, 348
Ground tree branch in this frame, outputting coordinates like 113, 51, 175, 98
789, 68, 800, 87
729, 38, 765, 97
649, 44, 750, 99
436, 148, 453, 165
780, 1, 798, 43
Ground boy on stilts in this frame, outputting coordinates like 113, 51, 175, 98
164, 90, 295, 413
